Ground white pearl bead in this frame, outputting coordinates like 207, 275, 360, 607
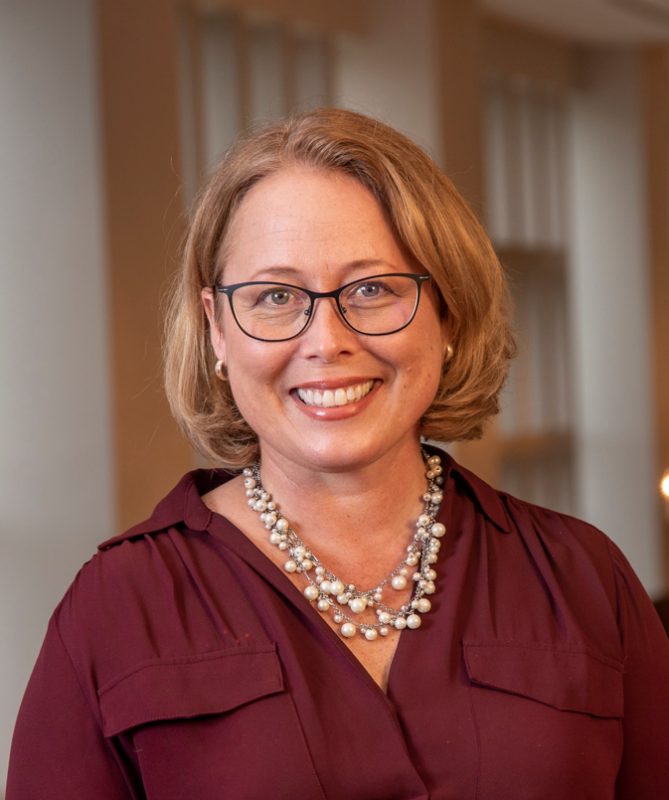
431, 522, 446, 538
333, 613, 343, 623
378, 611, 391, 624
243, 477, 256, 489
275, 518, 289, 532
336, 593, 349, 605
278, 542, 288, 551
364, 628, 378, 641
320, 580, 332, 595
302, 559, 313, 571
330, 580, 345, 596
267, 501, 276, 511
416, 598, 431, 613
317, 598, 330, 611
427, 553, 438, 564
427, 455, 441, 467
243, 467, 253, 477
269, 532, 282, 544
431, 465, 443, 476
348, 597, 367, 614
417, 514, 431, 528
341, 622, 356, 638
253, 499, 267, 512
315, 566, 324, 575
406, 614, 422, 629
284, 559, 297, 573
426, 568, 437, 580
423, 581, 436, 594
373, 592, 383, 603
407, 553, 419, 566
391, 575, 407, 591
303, 585, 319, 601
293, 546, 305, 559
394, 617, 407, 630
379, 626, 390, 637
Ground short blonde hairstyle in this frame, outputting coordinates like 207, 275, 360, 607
164, 108, 515, 468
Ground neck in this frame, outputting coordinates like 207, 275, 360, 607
255, 440, 430, 582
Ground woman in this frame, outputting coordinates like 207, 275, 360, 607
8, 109, 669, 799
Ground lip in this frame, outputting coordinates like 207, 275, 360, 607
290, 379, 381, 420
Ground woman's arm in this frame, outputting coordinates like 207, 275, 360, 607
6, 617, 137, 800
609, 540, 669, 798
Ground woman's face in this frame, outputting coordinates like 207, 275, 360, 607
202, 166, 446, 475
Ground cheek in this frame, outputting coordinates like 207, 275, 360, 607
225, 339, 293, 400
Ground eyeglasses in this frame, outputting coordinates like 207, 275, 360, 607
213, 273, 432, 342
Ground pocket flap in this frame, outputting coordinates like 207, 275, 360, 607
98, 644, 283, 737
462, 641, 623, 719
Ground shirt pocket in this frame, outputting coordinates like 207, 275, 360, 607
462, 640, 624, 800
98, 644, 326, 800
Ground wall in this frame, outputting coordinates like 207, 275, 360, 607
334, 0, 441, 162
568, 49, 662, 594
0, 0, 113, 788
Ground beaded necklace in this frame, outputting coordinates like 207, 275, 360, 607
243, 452, 445, 642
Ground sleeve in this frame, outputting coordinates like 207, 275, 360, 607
608, 540, 669, 799
6, 616, 136, 800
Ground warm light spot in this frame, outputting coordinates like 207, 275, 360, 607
661, 470, 669, 500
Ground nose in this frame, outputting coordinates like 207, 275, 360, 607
298, 296, 358, 361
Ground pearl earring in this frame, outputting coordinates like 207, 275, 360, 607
214, 360, 227, 381
445, 343, 454, 361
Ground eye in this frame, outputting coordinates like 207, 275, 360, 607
346, 279, 395, 305
263, 289, 291, 305
356, 282, 382, 299
256, 287, 301, 307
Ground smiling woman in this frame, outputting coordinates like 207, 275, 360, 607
7, 109, 669, 800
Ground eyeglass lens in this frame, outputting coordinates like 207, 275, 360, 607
229, 275, 422, 341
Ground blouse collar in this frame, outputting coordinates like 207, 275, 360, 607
98, 448, 511, 551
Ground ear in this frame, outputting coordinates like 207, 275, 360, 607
201, 287, 226, 363
439, 314, 452, 360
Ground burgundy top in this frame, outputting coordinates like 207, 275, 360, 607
7, 451, 669, 799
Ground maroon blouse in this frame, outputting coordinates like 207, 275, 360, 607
7, 451, 669, 799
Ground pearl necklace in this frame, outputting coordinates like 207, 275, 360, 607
243, 452, 446, 642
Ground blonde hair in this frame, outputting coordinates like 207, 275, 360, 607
164, 108, 515, 468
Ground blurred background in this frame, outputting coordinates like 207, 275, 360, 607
2, 0, 669, 789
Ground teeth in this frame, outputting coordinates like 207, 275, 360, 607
297, 380, 374, 408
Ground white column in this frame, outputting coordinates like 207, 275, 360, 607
0, 0, 114, 787
567, 50, 661, 594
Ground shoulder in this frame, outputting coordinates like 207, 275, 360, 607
52, 468, 237, 691
447, 450, 616, 575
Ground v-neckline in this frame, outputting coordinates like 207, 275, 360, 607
205, 505, 408, 700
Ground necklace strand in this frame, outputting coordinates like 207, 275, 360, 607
243, 452, 446, 642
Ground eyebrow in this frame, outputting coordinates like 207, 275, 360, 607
247, 259, 397, 283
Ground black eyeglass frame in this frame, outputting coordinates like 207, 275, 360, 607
213, 272, 432, 342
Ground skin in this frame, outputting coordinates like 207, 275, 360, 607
201, 166, 448, 689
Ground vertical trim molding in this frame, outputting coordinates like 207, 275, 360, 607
97, 0, 194, 530
642, 47, 669, 590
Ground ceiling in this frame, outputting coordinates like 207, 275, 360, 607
482, 0, 669, 43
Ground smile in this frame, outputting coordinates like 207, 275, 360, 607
296, 380, 375, 408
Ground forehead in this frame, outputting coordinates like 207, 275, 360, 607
220, 167, 409, 283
